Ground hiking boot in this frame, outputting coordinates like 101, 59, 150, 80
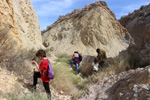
28, 85, 36, 92
69, 65, 71, 67
76, 71, 79, 75
31, 86, 36, 92
47, 93, 51, 100
93, 70, 97, 74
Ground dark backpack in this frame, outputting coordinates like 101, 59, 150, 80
44, 59, 55, 79
79, 54, 82, 62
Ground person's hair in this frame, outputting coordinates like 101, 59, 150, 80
36, 49, 46, 57
96, 48, 100, 53
74, 51, 78, 53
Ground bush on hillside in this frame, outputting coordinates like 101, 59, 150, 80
140, 5, 145, 10
128, 52, 141, 69
0, 24, 14, 63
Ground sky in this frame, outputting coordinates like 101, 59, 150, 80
30, 0, 150, 31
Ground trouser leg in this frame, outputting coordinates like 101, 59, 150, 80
33, 72, 41, 87
76, 63, 79, 74
69, 60, 74, 66
99, 61, 105, 68
43, 82, 51, 99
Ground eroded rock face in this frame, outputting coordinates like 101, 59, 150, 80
120, 4, 150, 60
79, 66, 150, 100
120, 4, 150, 49
0, 0, 43, 49
42, 1, 132, 57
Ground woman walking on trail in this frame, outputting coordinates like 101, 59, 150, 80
32, 49, 51, 99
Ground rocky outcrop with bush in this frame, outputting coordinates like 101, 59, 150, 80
79, 66, 150, 100
0, 0, 44, 49
42, 1, 133, 57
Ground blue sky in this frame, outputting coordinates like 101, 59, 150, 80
30, 0, 150, 31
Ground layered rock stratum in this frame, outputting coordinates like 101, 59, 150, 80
79, 66, 150, 100
0, 0, 43, 49
42, 1, 133, 57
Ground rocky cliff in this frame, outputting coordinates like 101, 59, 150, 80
79, 66, 150, 100
120, 4, 150, 49
42, 1, 132, 57
0, 0, 43, 49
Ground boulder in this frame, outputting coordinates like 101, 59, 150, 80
79, 55, 95, 75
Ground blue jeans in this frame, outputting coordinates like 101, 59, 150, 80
69, 60, 79, 73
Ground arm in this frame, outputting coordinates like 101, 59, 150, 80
97, 54, 102, 63
72, 54, 74, 59
98, 57, 103, 63
32, 61, 42, 73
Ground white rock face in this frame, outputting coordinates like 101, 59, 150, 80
42, 1, 133, 57
0, 0, 44, 49
79, 66, 150, 100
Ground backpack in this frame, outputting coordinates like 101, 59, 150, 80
101, 50, 107, 60
79, 54, 82, 62
44, 59, 55, 79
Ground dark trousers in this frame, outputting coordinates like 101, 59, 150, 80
99, 61, 105, 68
33, 72, 51, 99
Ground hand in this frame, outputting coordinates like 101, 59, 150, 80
32, 61, 37, 65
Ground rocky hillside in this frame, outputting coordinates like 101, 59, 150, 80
42, 1, 133, 57
0, 0, 43, 49
79, 66, 150, 100
119, 4, 150, 49
0, 65, 71, 100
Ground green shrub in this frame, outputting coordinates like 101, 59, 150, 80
128, 52, 141, 69
140, 5, 145, 10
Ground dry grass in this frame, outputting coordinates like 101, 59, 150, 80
51, 60, 81, 95
0, 24, 15, 63
1, 91, 49, 100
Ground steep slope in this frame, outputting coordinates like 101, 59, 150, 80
120, 4, 150, 49
79, 66, 150, 100
0, 0, 43, 49
42, 1, 132, 57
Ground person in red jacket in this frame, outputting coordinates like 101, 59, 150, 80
32, 49, 51, 99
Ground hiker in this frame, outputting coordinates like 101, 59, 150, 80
96, 48, 107, 68
69, 51, 80, 74
32, 49, 51, 99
